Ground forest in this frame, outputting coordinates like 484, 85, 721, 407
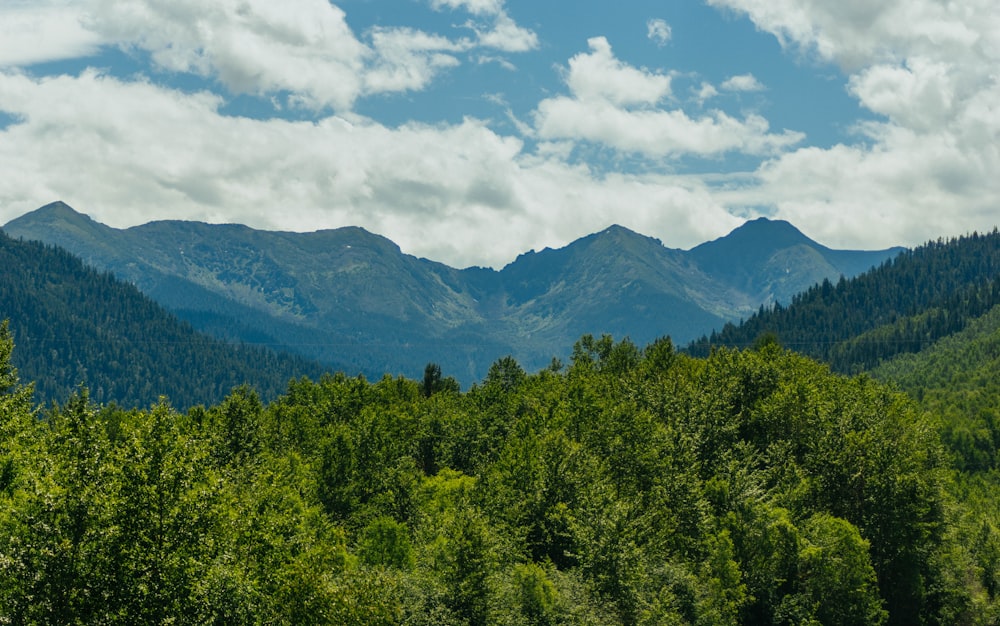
3, 318, 998, 625
0, 231, 326, 407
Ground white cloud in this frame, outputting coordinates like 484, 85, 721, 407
647, 18, 672, 47
704, 0, 1000, 249
364, 27, 466, 95
430, 0, 538, 53
473, 12, 539, 53
721, 73, 765, 92
0, 70, 742, 268
696, 82, 719, 103
564, 37, 672, 106
705, 0, 987, 70
79, 0, 536, 111
88, 0, 370, 110
535, 98, 802, 158
534, 38, 802, 159
848, 57, 955, 131
736, 121, 1000, 250
0, 2, 103, 67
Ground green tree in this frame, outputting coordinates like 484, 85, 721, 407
358, 517, 415, 570
209, 384, 264, 466
107, 401, 220, 623
794, 514, 887, 625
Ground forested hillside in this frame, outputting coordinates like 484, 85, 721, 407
871, 304, 1000, 474
0, 231, 325, 407
688, 229, 1000, 373
866, 304, 1000, 626
3, 324, 993, 624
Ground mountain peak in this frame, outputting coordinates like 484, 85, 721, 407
688, 218, 820, 274
4, 201, 108, 237
18, 201, 92, 224
699, 217, 814, 252
586, 223, 665, 250
38, 200, 76, 212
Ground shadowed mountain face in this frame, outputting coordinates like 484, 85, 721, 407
4, 202, 903, 384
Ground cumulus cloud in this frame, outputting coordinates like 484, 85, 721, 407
848, 57, 955, 131
721, 73, 765, 92
563, 37, 672, 106
79, 0, 536, 111
535, 100, 801, 159
87, 0, 370, 110
647, 18, 672, 47
430, 0, 504, 16
0, 2, 103, 67
0, 70, 741, 268
704, 0, 1000, 249
696, 82, 720, 103
473, 12, 539, 53
706, 0, 988, 70
533, 37, 802, 158
364, 27, 466, 95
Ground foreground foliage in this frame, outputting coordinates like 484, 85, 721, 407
1, 325, 992, 624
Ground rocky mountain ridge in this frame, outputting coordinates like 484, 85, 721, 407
4, 202, 904, 383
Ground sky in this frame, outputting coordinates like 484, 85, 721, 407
0, 0, 998, 269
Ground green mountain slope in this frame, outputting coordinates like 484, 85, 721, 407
4, 202, 901, 384
0, 230, 325, 407
871, 304, 1000, 472
689, 229, 1000, 372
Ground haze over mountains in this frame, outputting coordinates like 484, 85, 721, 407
4, 202, 903, 385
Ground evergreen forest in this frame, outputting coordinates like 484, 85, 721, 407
0, 231, 326, 407
688, 229, 1000, 374
3, 321, 998, 625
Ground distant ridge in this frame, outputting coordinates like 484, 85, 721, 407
4, 203, 904, 384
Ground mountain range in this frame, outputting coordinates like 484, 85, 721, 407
3, 202, 903, 384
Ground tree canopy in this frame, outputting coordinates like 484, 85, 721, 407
3, 326, 990, 624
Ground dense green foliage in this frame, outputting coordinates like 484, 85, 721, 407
682, 229, 1000, 625
0, 231, 325, 407
4, 322, 991, 624
689, 229, 1000, 373
872, 305, 1000, 473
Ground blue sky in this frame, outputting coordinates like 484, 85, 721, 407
1, 0, 998, 268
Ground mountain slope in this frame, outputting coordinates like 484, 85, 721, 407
869, 304, 1000, 472
4, 202, 902, 384
0, 230, 325, 407
494, 225, 742, 366
688, 229, 1000, 373
689, 217, 906, 305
